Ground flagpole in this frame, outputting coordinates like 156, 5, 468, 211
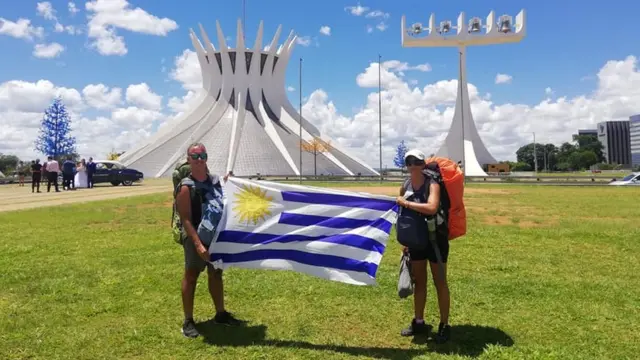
378, 54, 383, 183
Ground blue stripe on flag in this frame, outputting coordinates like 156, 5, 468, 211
281, 191, 396, 211
278, 212, 392, 231
216, 229, 388, 254
210, 249, 379, 277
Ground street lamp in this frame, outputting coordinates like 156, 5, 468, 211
401, 10, 527, 177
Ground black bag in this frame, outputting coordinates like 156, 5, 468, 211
396, 191, 429, 250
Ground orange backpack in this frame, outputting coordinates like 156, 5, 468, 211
425, 157, 467, 240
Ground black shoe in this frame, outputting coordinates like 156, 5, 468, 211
181, 318, 199, 338
213, 311, 244, 326
401, 319, 428, 336
434, 323, 451, 344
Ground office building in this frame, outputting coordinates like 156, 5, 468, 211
597, 121, 631, 166
573, 129, 597, 141
631, 115, 640, 168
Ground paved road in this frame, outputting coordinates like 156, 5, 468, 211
0, 180, 171, 213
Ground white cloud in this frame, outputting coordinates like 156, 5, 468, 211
68, 2, 79, 16
366, 25, 373, 34
299, 55, 640, 165
366, 11, 390, 19
36, 2, 56, 20
495, 73, 513, 84
33, 42, 65, 58
170, 49, 201, 91
125, 83, 162, 111
345, 4, 369, 16
0, 18, 44, 41
54, 23, 80, 35
376, 22, 388, 32
296, 36, 312, 47
3, 52, 640, 173
287, 86, 296, 92
82, 84, 122, 109
85, 0, 178, 56
319, 26, 331, 36
545, 87, 554, 96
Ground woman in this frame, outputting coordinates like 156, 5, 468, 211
396, 149, 451, 344
74, 159, 89, 188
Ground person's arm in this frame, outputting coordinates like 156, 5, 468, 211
399, 183, 406, 196
176, 186, 207, 256
399, 182, 440, 216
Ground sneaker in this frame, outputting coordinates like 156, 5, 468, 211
181, 318, 199, 338
434, 323, 451, 344
213, 311, 244, 326
400, 319, 428, 337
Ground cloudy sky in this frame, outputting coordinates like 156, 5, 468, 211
1, 0, 640, 168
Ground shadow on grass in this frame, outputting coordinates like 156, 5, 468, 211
195, 320, 514, 359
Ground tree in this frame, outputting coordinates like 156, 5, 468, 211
300, 137, 332, 176
393, 140, 408, 169
34, 97, 77, 160
0, 153, 20, 174
573, 134, 605, 163
516, 143, 558, 171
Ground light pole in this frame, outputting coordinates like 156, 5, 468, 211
532, 132, 538, 174
378, 54, 383, 182
400, 10, 526, 177
299, 57, 303, 184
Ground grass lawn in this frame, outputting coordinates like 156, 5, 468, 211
1, 184, 640, 359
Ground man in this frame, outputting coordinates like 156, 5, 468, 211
396, 149, 451, 343
86, 157, 96, 188
176, 142, 241, 338
44, 156, 60, 193
62, 157, 76, 190
31, 159, 42, 193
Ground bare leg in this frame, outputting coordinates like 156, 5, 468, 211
207, 267, 225, 313
411, 260, 428, 320
182, 269, 200, 320
429, 262, 450, 324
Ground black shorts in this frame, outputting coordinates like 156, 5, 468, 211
408, 237, 449, 263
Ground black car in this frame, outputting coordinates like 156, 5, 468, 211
92, 160, 144, 186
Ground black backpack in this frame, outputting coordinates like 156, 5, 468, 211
395, 168, 449, 250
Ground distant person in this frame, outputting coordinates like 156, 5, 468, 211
62, 157, 76, 190
31, 159, 42, 193
18, 166, 25, 187
74, 159, 88, 188
86, 157, 96, 188
396, 149, 451, 343
175, 142, 241, 338
44, 156, 60, 192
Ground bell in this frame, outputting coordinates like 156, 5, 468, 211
411, 23, 423, 34
468, 17, 481, 33
440, 21, 451, 34
499, 15, 512, 33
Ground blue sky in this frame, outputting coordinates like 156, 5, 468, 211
1, 0, 640, 165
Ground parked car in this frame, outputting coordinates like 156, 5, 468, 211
92, 160, 144, 186
609, 172, 640, 186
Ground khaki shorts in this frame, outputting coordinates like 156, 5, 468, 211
183, 238, 214, 272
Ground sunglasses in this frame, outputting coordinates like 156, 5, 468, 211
189, 152, 208, 160
405, 157, 424, 167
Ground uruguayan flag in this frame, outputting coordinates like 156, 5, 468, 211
209, 177, 399, 286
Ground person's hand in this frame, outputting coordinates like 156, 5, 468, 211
223, 171, 233, 182
396, 196, 408, 207
196, 243, 209, 262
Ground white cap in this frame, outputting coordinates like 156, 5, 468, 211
404, 149, 425, 161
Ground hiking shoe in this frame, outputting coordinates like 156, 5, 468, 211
401, 319, 428, 336
434, 323, 451, 344
181, 318, 199, 338
213, 311, 244, 326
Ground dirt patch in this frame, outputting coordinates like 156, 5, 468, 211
483, 216, 512, 226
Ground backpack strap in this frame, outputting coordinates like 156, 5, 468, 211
171, 177, 197, 227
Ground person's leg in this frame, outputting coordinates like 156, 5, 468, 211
36, 174, 41, 192
401, 248, 429, 336
181, 239, 204, 338
54, 173, 59, 192
207, 267, 225, 313
32, 175, 36, 192
428, 238, 451, 344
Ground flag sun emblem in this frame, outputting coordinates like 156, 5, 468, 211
233, 184, 274, 225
